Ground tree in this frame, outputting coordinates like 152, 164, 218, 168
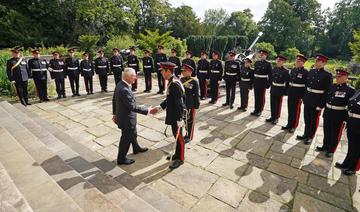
202, 8, 229, 35
349, 30, 360, 63
281, 47, 300, 60
255, 42, 277, 59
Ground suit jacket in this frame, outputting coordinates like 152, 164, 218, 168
112, 81, 148, 130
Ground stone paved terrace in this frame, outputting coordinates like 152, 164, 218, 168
26, 75, 359, 211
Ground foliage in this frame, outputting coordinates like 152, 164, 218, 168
281, 47, 300, 60
349, 30, 360, 63
78, 35, 100, 57
104, 35, 135, 55
202, 8, 229, 35
255, 42, 277, 59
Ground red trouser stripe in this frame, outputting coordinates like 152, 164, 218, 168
205, 81, 208, 97
356, 159, 360, 171
312, 110, 322, 139
261, 89, 266, 111
177, 125, 185, 161
190, 108, 196, 140
332, 122, 345, 153
294, 99, 302, 128
277, 96, 283, 118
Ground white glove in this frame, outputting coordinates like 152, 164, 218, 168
11, 81, 15, 84
177, 120, 184, 127
316, 107, 322, 111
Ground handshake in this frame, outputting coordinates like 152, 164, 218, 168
149, 106, 162, 115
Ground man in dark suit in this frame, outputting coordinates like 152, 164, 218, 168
112, 68, 157, 165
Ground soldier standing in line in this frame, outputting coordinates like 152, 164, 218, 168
154, 45, 167, 94
80, 52, 94, 95
297, 54, 333, 145
127, 46, 139, 91
110, 48, 124, 85
6, 47, 31, 106
265, 55, 290, 125
49, 51, 66, 99
182, 50, 197, 77
282, 54, 309, 133
168, 48, 181, 78
65, 48, 81, 97
208, 51, 223, 104
94, 49, 110, 92
28, 49, 49, 102
142, 49, 154, 93
223, 51, 240, 109
197, 51, 210, 100
180, 63, 200, 143
238, 58, 254, 111
316, 68, 355, 158
251, 49, 272, 116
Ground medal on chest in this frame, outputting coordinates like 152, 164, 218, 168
335, 91, 346, 98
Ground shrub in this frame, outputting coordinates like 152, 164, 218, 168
255, 42, 277, 60
78, 35, 100, 57
105, 35, 136, 56
281, 47, 300, 60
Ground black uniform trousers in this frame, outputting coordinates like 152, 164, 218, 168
171, 123, 185, 161
270, 94, 283, 119
14, 81, 28, 105
240, 87, 249, 109
198, 76, 208, 98
157, 72, 165, 92
184, 108, 196, 141
114, 72, 122, 85
132, 71, 138, 90
117, 127, 142, 163
287, 96, 302, 129
33, 78, 48, 101
303, 105, 322, 139
225, 79, 236, 105
209, 79, 219, 102
69, 74, 80, 94
341, 118, 360, 171
84, 76, 93, 93
322, 109, 346, 153
254, 88, 266, 112
144, 71, 152, 91
99, 73, 108, 91
55, 78, 65, 96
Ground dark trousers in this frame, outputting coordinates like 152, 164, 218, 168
171, 124, 185, 161
33, 78, 48, 101
209, 79, 219, 102
144, 72, 152, 91
287, 96, 302, 129
157, 72, 165, 92
225, 80, 236, 105
132, 72, 138, 90
341, 119, 360, 171
184, 108, 196, 140
84, 76, 93, 93
114, 73, 122, 85
55, 78, 65, 96
117, 127, 141, 162
98, 74, 108, 91
303, 105, 322, 139
254, 87, 266, 112
14, 81, 28, 105
322, 110, 346, 153
198, 76, 208, 98
69, 74, 80, 94
270, 94, 283, 119
240, 87, 249, 109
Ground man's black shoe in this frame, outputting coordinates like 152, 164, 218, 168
117, 158, 135, 165
43, 98, 50, 102
57, 96, 61, 100
343, 169, 356, 176
265, 117, 273, 122
222, 103, 229, 106
304, 138, 312, 145
281, 126, 290, 130
272, 119, 278, 125
133, 147, 148, 154
200, 97, 206, 100
316, 146, 326, 152
230, 105, 234, 109
166, 155, 176, 161
335, 162, 347, 169
76, 93, 81, 96
169, 160, 184, 169
288, 128, 295, 133
325, 152, 333, 158
296, 135, 307, 140
72, 94, 76, 97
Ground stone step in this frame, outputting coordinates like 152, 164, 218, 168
0, 105, 125, 212
0, 127, 83, 212
0, 102, 159, 212
0, 161, 34, 212
13, 102, 189, 212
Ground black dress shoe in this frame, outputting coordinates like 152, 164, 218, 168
281, 126, 289, 130
117, 158, 135, 165
57, 96, 61, 100
316, 146, 326, 152
325, 152, 333, 158
288, 128, 295, 133
335, 162, 347, 169
104, 89, 108, 92
166, 155, 176, 161
63, 94, 66, 98
72, 94, 76, 97
133, 147, 148, 154
265, 117, 273, 122
76, 93, 81, 96
250, 111, 257, 116
157, 91, 162, 94
169, 160, 184, 169
43, 98, 50, 102
200, 97, 206, 100
255, 112, 262, 117
343, 169, 356, 176
304, 138, 312, 145
296, 135, 307, 140
222, 103, 229, 106
272, 119, 278, 125
230, 105, 234, 109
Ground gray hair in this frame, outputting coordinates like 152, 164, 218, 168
122, 68, 136, 78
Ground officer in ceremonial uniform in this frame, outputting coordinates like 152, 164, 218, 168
266, 55, 290, 124
316, 68, 355, 157
197, 51, 210, 100
142, 49, 154, 92
182, 50, 197, 77
110, 48, 124, 85
335, 89, 360, 175
251, 49, 272, 116
154, 45, 167, 94
282, 54, 308, 133
181, 63, 200, 143
223, 51, 240, 109
127, 46, 139, 91
80, 52, 94, 95
28, 49, 49, 102
94, 49, 110, 92
49, 51, 66, 99
297, 54, 332, 145
65, 48, 80, 97
157, 62, 186, 169
238, 58, 254, 111
208, 51, 223, 104
6, 47, 31, 106
168, 48, 181, 77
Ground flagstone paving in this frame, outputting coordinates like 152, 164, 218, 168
27, 75, 359, 211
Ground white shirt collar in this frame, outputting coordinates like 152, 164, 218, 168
122, 80, 131, 87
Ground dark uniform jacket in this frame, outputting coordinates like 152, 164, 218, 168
94, 57, 109, 75
6, 57, 30, 82
209, 59, 223, 81
348, 90, 360, 119
182, 58, 196, 76
324, 83, 355, 120
168, 56, 181, 76
288, 67, 308, 98
110, 55, 124, 75
197, 59, 210, 79
239, 66, 254, 89
49, 59, 66, 80
303, 68, 333, 108
142, 56, 154, 73
112, 80, 148, 130
224, 60, 240, 82
127, 55, 139, 72
160, 76, 185, 125
253, 60, 272, 89
80, 59, 94, 78
154, 53, 167, 73
181, 76, 200, 109
65, 57, 80, 78
270, 66, 290, 96
28, 58, 48, 80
